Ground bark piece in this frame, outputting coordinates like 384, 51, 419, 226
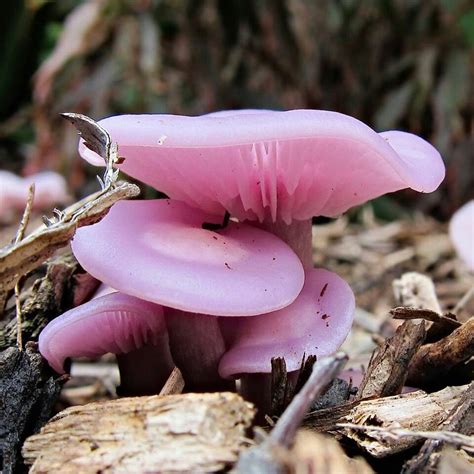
407, 317, 474, 388
401, 382, 473, 473
356, 320, 426, 399
0, 343, 65, 474
0, 181, 139, 299
23, 392, 255, 473
270, 354, 316, 416
390, 306, 461, 342
437, 447, 474, 474
340, 384, 469, 458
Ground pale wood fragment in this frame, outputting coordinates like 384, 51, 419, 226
401, 382, 473, 473
23, 392, 255, 473
340, 385, 469, 458
393, 271, 442, 313
437, 447, 474, 474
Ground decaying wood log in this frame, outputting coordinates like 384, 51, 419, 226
339, 384, 469, 458
356, 319, 426, 399
0, 343, 65, 474
0, 251, 99, 350
407, 317, 474, 388
23, 392, 254, 473
401, 382, 473, 473
0, 181, 139, 301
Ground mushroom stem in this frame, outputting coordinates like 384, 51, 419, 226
165, 309, 234, 392
239, 373, 273, 421
116, 340, 174, 396
252, 219, 313, 268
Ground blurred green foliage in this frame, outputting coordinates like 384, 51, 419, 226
0, 0, 472, 218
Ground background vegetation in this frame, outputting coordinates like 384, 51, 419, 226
0, 0, 473, 219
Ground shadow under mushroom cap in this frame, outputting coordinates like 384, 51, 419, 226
79, 109, 445, 223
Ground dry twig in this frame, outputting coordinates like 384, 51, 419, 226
13, 184, 35, 350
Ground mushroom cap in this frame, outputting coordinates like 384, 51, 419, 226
79, 109, 445, 223
38, 292, 166, 373
71, 199, 304, 316
218, 268, 355, 378
449, 200, 474, 271
0, 170, 69, 215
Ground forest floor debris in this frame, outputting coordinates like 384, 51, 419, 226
1, 204, 473, 473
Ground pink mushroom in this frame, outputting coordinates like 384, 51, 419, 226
70, 198, 304, 390
79, 110, 444, 223
0, 170, 69, 218
219, 268, 355, 410
66, 109, 444, 398
449, 200, 474, 272
39, 290, 174, 395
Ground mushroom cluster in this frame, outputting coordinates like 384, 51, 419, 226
39, 109, 444, 409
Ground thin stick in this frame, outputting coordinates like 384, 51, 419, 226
15, 184, 35, 351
